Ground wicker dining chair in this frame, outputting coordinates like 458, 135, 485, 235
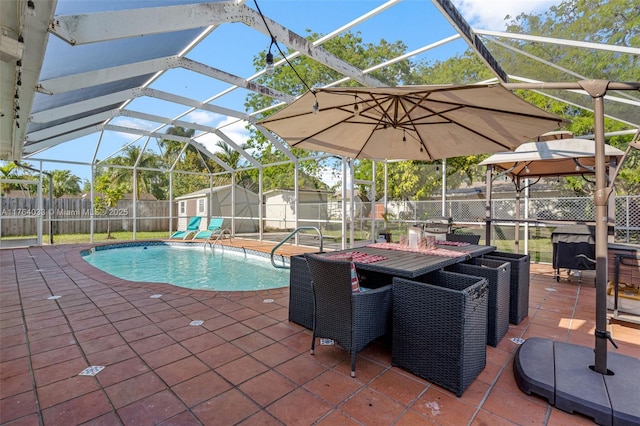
446, 233, 481, 245
304, 253, 393, 377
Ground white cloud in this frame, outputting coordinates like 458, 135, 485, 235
107, 117, 157, 142
184, 110, 218, 125
194, 116, 252, 155
110, 117, 157, 130
453, 0, 562, 30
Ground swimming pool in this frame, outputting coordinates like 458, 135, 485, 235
82, 242, 290, 291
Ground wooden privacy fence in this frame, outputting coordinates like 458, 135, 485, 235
1, 197, 171, 236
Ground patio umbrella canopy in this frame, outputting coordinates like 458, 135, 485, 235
479, 138, 625, 178
259, 84, 568, 160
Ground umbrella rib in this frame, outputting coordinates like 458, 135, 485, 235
373, 93, 432, 128
288, 119, 346, 148
355, 125, 380, 159
401, 104, 435, 159
397, 94, 437, 158
407, 126, 434, 159
443, 119, 515, 150
367, 94, 397, 128
354, 94, 386, 158
395, 93, 432, 125
397, 97, 522, 150
409, 98, 565, 126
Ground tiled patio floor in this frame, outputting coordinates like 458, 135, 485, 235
1, 241, 638, 425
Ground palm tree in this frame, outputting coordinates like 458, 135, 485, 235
215, 141, 245, 169
215, 141, 256, 189
45, 170, 82, 198
0, 162, 18, 196
159, 126, 196, 161
0, 161, 40, 196
105, 146, 165, 199
159, 126, 228, 196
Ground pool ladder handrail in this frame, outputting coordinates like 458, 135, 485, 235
204, 228, 233, 251
270, 226, 323, 269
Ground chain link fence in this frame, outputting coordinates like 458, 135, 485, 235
344, 195, 639, 263
379, 196, 638, 235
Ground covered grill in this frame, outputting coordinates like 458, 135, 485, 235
551, 225, 596, 281
423, 216, 453, 236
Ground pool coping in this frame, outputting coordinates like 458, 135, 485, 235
80, 240, 289, 264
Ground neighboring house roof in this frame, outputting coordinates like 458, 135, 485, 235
1, 189, 35, 198
175, 184, 257, 200
263, 188, 333, 195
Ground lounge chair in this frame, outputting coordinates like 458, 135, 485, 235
193, 217, 224, 240
170, 216, 202, 239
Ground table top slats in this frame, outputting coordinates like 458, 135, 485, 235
321, 244, 496, 278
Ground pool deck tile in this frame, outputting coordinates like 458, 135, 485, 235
0, 240, 639, 425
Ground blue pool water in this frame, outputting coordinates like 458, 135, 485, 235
83, 244, 290, 291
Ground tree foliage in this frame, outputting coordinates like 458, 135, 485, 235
406, 53, 493, 85
94, 172, 125, 239
0, 162, 22, 195
263, 1, 638, 200
503, 0, 638, 82
497, 0, 640, 194
44, 170, 82, 198
101, 3, 632, 202
110, 146, 168, 199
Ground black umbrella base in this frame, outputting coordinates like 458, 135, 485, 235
514, 337, 640, 425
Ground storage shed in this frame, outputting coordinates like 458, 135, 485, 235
263, 189, 331, 230
174, 185, 259, 233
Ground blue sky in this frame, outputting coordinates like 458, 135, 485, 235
26, 0, 562, 183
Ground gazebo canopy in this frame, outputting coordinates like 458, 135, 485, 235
479, 138, 626, 178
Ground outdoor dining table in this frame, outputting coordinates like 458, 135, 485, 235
288, 241, 496, 330
330, 242, 496, 279
289, 241, 498, 396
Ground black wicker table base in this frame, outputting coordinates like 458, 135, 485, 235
514, 337, 640, 426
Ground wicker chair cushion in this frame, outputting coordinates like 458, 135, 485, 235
350, 262, 360, 292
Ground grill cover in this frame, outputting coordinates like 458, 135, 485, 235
551, 225, 596, 271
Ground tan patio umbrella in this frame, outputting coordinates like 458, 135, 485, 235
259, 84, 569, 161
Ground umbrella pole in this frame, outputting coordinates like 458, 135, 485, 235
514, 178, 521, 253
505, 80, 640, 424
485, 166, 492, 245
590, 87, 610, 375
